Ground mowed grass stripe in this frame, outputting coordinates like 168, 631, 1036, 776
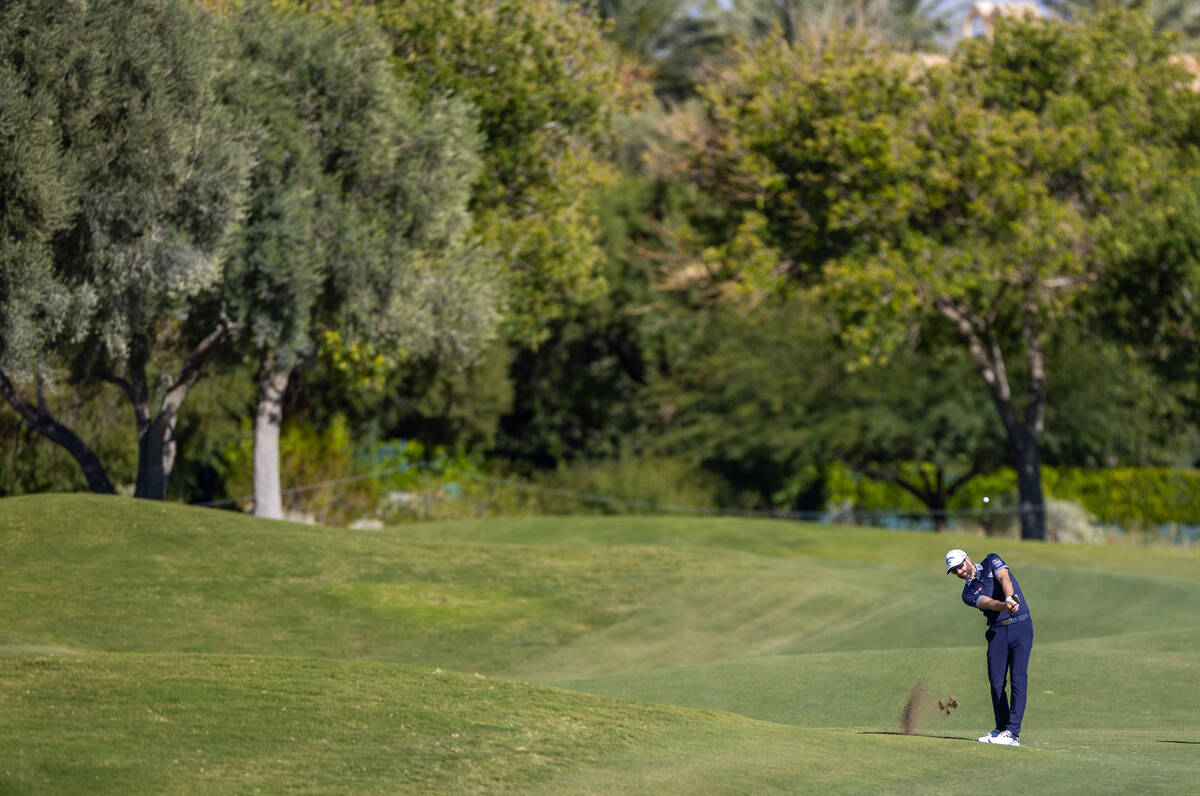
536, 725, 1200, 796
0, 653, 718, 794
555, 642, 1200, 732
399, 513, 1200, 577
4, 654, 1196, 795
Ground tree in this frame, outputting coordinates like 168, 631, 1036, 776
684, 8, 1200, 538
288, 0, 629, 347
1098, 175, 1200, 460
1047, 1, 1200, 47
813, 346, 1003, 529
220, 2, 499, 519
0, 0, 250, 498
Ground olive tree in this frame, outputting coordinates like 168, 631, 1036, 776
221, 2, 499, 519
0, 0, 250, 498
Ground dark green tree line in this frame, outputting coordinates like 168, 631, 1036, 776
4, 0, 1198, 521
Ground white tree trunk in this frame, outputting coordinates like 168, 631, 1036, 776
253, 355, 290, 520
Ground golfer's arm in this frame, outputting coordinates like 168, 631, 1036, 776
976, 596, 1010, 612
994, 568, 1016, 600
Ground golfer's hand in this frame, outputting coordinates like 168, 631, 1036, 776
1003, 600, 1020, 614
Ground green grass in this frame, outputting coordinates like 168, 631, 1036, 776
3, 494, 1200, 793
1, 653, 724, 794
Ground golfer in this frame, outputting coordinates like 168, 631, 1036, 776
945, 548, 1032, 747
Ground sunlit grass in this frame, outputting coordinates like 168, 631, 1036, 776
2, 494, 1199, 792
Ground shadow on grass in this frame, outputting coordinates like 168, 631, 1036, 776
860, 731, 974, 742
1157, 740, 1200, 745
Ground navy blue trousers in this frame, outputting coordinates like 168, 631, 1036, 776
984, 619, 1033, 736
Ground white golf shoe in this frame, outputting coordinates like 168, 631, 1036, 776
978, 730, 1000, 743
989, 730, 1020, 747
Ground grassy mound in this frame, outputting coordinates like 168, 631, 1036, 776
3, 494, 1199, 792
1, 653, 732, 793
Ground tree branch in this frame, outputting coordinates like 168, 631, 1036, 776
0, 366, 116, 493
1042, 273, 1098, 290
946, 459, 989, 496
163, 313, 238, 406
100, 368, 138, 408
935, 294, 1019, 434
863, 463, 933, 506
919, 464, 936, 496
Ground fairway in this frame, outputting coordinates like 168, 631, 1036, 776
3, 495, 1199, 792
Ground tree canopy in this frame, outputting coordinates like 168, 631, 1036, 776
283, 0, 631, 346
676, 7, 1200, 537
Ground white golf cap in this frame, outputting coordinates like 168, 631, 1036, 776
945, 548, 968, 573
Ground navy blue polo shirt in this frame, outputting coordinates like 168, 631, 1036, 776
962, 553, 1029, 627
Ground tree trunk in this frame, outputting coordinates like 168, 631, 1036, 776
0, 368, 116, 494
133, 415, 175, 500
928, 493, 949, 532
124, 321, 233, 500
125, 358, 188, 500
935, 294, 1047, 540
1010, 425, 1046, 541
253, 352, 291, 520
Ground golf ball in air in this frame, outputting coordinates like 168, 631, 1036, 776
982, 496, 990, 504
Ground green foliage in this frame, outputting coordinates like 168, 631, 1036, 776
1045, 467, 1200, 528
744, 0, 951, 52
298, 335, 515, 460
0, 62, 72, 377
491, 173, 685, 469
0, 0, 250, 362
222, 2, 497, 370
654, 298, 1009, 510
221, 415, 352, 521
347, 439, 528, 523
1098, 170, 1200, 432
215, 407, 738, 523
653, 301, 835, 505
683, 7, 1200, 538
167, 364, 257, 504
521, 456, 745, 515
584, 0, 758, 100
219, 418, 503, 524
287, 0, 629, 345
1052, 0, 1200, 46
825, 461, 928, 513
1039, 331, 1190, 467
693, 7, 1200, 353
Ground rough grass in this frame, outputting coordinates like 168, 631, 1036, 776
3, 494, 1199, 793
